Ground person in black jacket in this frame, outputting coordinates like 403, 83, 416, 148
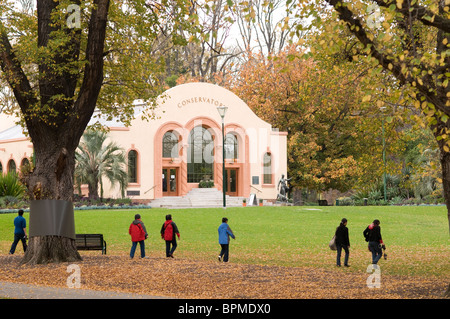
363, 219, 385, 265
335, 218, 350, 267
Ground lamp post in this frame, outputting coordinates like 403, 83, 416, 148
380, 107, 387, 202
382, 117, 387, 201
217, 106, 228, 208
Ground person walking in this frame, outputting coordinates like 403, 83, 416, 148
335, 218, 350, 267
218, 217, 235, 262
9, 209, 27, 255
363, 219, 385, 266
129, 214, 148, 259
160, 214, 180, 258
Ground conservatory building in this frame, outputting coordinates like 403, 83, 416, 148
0, 82, 287, 205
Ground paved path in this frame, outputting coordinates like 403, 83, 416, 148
0, 281, 169, 299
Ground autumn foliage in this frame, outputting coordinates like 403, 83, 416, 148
224, 45, 390, 192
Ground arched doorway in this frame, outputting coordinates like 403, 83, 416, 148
224, 133, 239, 196
154, 118, 251, 199
154, 122, 185, 198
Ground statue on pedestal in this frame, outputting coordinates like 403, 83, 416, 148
277, 174, 291, 202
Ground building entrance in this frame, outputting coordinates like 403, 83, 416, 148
225, 168, 238, 196
162, 168, 178, 196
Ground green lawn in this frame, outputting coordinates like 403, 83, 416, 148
1, 205, 449, 277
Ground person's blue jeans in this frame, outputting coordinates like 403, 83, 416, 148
165, 238, 177, 257
9, 233, 27, 254
368, 241, 382, 264
336, 243, 349, 266
130, 240, 145, 258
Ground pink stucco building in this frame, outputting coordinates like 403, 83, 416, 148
0, 83, 287, 204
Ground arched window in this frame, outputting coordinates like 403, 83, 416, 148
0, 161, 3, 174
263, 152, 272, 184
21, 158, 30, 168
128, 150, 138, 183
225, 133, 238, 160
162, 131, 179, 158
7, 159, 16, 173
187, 126, 214, 183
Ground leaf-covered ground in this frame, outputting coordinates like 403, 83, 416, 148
0, 254, 446, 299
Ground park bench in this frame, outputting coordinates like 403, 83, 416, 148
75, 234, 107, 255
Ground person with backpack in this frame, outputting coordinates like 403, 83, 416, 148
129, 214, 148, 259
160, 214, 180, 258
363, 219, 386, 265
218, 217, 235, 262
335, 218, 350, 267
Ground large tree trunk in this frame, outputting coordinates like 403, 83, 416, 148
439, 146, 450, 235
21, 236, 81, 265
432, 117, 450, 298
20, 133, 82, 265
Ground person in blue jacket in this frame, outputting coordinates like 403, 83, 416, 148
218, 217, 235, 262
9, 209, 28, 255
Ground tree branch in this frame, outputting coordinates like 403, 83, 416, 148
0, 24, 36, 117
372, 0, 450, 33
73, 0, 110, 136
325, 0, 447, 115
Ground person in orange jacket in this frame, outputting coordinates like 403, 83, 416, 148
129, 214, 148, 259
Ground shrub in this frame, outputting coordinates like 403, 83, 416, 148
0, 172, 27, 199
337, 197, 354, 206
199, 180, 214, 188
390, 196, 404, 205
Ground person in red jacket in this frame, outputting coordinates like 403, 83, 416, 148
129, 214, 148, 259
160, 214, 180, 258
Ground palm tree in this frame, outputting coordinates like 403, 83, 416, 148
75, 129, 127, 199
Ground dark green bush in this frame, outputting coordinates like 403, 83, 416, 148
0, 172, 26, 198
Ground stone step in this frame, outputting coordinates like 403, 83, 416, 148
149, 188, 245, 208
